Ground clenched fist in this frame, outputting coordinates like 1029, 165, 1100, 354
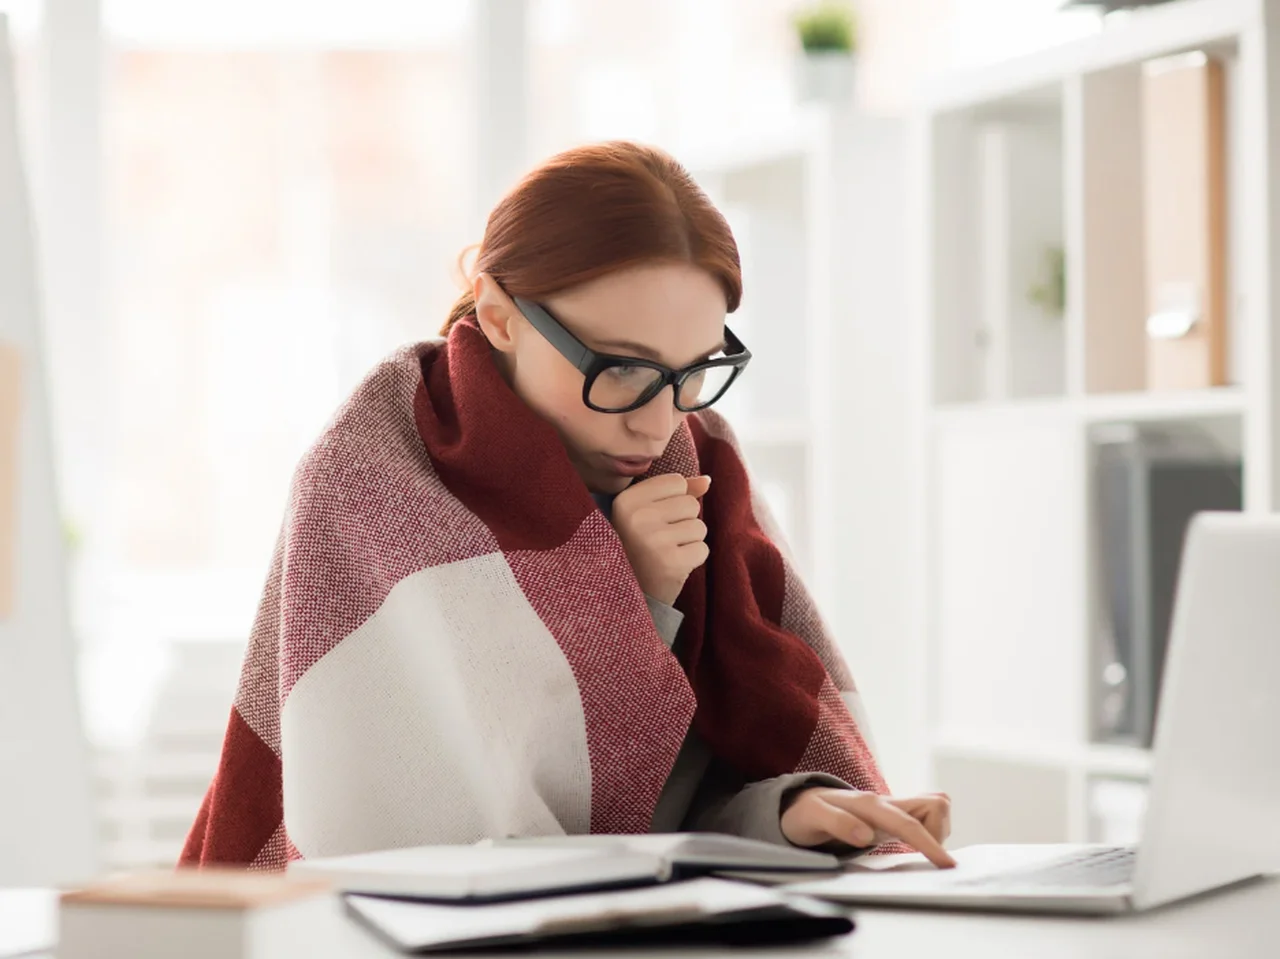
612, 473, 712, 606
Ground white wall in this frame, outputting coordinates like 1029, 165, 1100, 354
0, 13, 98, 885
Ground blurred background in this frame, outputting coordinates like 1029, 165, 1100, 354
5, 0, 1257, 879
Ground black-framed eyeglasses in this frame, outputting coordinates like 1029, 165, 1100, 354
511, 295, 752, 414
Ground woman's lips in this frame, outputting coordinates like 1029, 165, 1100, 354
607, 456, 655, 477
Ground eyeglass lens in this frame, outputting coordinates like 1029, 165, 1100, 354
587, 362, 736, 412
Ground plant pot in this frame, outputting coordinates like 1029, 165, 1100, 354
794, 50, 856, 104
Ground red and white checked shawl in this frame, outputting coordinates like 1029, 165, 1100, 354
180, 318, 892, 870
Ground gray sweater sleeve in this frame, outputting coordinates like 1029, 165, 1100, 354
643, 595, 860, 850
644, 595, 685, 648
682, 767, 857, 847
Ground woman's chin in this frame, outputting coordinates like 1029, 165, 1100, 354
580, 467, 633, 495
592, 476, 633, 495
569, 449, 639, 495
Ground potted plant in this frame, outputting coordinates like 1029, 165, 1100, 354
792, 2, 858, 104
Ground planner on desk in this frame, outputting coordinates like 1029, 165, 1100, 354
345, 877, 855, 954
288, 833, 841, 903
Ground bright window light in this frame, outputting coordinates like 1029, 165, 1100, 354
946, 0, 1101, 69
0, 0, 41, 39
104, 0, 475, 47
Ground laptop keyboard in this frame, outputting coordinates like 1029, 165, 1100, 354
953, 847, 1137, 890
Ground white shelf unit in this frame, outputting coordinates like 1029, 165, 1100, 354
686, 111, 840, 608
911, 0, 1280, 848
686, 108, 912, 651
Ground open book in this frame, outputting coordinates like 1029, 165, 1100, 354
289, 834, 841, 903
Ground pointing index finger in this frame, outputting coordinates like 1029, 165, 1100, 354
841, 795, 957, 869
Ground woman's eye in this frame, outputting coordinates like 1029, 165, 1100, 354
605, 365, 648, 382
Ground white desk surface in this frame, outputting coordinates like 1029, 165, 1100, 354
9, 876, 1278, 959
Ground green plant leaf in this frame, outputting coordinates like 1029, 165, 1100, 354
793, 3, 857, 53
1027, 245, 1066, 316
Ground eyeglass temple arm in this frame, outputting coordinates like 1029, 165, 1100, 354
724, 325, 750, 360
511, 296, 593, 372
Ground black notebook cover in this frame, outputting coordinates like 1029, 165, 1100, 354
345, 882, 855, 954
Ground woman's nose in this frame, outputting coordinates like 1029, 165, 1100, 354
625, 386, 681, 441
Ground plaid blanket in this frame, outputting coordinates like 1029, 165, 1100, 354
180, 318, 892, 870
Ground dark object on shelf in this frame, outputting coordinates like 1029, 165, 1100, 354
1061, 0, 1180, 11
1093, 428, 1242, 748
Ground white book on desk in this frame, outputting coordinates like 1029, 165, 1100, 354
0, 888, 58, 958
290, 834, 841, 903
58, 871, 346, 959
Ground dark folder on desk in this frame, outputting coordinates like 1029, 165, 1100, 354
344, 878, 853, 954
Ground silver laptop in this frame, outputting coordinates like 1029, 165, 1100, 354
790, 512, 1280, 914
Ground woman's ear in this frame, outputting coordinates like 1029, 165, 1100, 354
474, 273, 519, 354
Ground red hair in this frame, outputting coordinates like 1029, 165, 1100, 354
443, 141, 742, 333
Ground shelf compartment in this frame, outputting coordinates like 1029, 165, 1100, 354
931, 410, 1086, 749
934, 735, 1153, 778
930, 387, 1245, 426
933, 748, 1073, 847
1086, 419, 1243, 750
1081, 386, 1246, 423
703, 163, 811, 426
1070, 50, 1242, 396
930, 90, 1067, 406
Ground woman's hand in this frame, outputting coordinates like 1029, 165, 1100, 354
780, 788, 957, 868
612, 473, 712, 606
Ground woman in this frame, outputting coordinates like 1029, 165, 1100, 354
181, 141, 954, 871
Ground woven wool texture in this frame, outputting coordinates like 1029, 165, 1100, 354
180, 319, 895, 869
